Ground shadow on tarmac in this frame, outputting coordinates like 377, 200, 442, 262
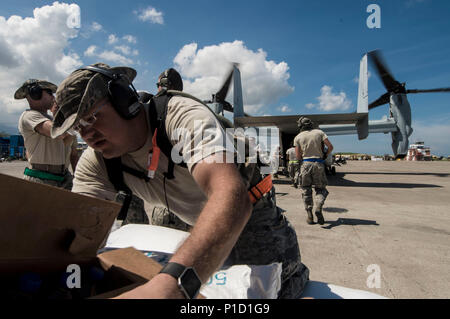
272, 179, 292, 185
275, 192, 289, 197
323, 207, 348, 213
300, 281, 343, 299
342, 171, 449, 177
328, 173, 442, 188
321, 218, 379, 230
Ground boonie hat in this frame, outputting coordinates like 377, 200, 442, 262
51, 63, 137, 138
14, 79, 57, 100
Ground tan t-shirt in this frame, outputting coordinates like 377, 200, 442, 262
286, 147, 297, 161
72, 96, 236, 225
293, 129, 328, 159
18, 110, 66, 165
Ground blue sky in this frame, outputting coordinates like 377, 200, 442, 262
1, 0, 449, 155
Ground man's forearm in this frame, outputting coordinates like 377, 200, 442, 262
169, 182, 252, 283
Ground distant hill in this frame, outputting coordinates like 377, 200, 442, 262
0, 123, 19, 136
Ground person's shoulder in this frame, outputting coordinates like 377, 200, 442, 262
311, 128, 325, 135
75, 147, 107, 178
296, 131, 307, 138
21, 109, 50, 121
166, 95, 217, 125
168, 95, 207, 108
314, 128, 328, 137
78, 147, 101, 165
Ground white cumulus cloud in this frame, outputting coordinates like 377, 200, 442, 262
84, 45, 133, 65
91, 21, 103, 32
0, 2, 83, 118
135, 7, 164, 24
306, 85, 352, 112
108, 34, 119, 44
277, 105, 292, 113
173, 41, 294, 114
123, 35, 137, 44
114, 45, 139, 56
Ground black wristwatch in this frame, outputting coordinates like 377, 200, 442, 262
159, 262, 202, 299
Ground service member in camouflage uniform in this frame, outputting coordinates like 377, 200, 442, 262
16, 79, 76, 189
51, 63, 309, 299
286, 143, 300, 187
294, 117, 334, 225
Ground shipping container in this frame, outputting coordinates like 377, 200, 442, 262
9, 135, 24, 148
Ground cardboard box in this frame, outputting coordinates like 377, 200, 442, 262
0, 173, 162, 299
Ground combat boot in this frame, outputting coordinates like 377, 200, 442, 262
306, 210, 314, 225
315, 210, 325, 225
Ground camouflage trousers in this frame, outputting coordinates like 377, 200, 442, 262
288, 162, 300, 185
299, 162, 329, 212
114, 193, 150, 226
150, 206, 192, 232
23, 170, 73, 190
225, 187, 309, 299
114, 193, 191, 231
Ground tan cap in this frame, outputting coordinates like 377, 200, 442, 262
14, 79, 57, 100
51, 63, 137, 138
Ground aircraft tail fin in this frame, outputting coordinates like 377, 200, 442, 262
356, 54, 369, 140
233, 65, 245, 121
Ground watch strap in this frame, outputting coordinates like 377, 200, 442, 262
159, 262, 186, 279
159, 262, 201, 299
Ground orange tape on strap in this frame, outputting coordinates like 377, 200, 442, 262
147, 129, 161, 179
248, 175, 273, 204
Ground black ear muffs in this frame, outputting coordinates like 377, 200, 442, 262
158, 69, 171, 88
158, 68, 183, 91
81, 66, 141, 120
28, 83, 43, 100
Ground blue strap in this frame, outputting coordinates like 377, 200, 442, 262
303, 158, 324, 163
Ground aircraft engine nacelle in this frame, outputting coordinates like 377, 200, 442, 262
389, 93, 413, 158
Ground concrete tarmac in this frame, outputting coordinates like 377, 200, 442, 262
1, 160, 449, 298
277, 160, 450, 299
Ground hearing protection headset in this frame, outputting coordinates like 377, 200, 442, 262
27, 80, 44, 101
158, 69, 171, 88
158, 68, 183, 91
81, 65, 141, 120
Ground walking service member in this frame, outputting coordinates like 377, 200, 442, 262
286, 143, 300, 187
294, 116, 334, 225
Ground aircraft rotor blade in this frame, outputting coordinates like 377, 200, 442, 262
222, 101, 234, 113
215, 67, 234, 103
406, 88, 450, 94
369, 92, 391, 110
368, 50, 402, 92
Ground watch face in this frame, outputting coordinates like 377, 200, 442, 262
179, 268, 201, 299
